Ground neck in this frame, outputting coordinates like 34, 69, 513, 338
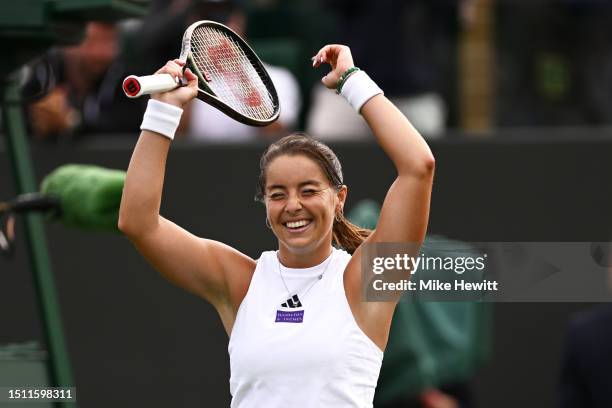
278, 243, 333, 268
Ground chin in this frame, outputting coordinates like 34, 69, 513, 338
282, 239, 317, 254
281, 232, 328, 254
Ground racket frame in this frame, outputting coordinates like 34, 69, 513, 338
124, 20, 280, 127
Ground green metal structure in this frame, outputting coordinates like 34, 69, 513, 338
0, 1, 148, 406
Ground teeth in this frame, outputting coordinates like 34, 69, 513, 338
286, 220, 309, 228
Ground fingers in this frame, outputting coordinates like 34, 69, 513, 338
150, 60, 197, 106
155, 59, 186, 82
311, 47, 331, 68
311, 49, 325, 67
311, 55, 322, 68
312, 45, 335, 68
311, 44, 355, 90
311, 44, 347, 67
184, 68, 198, 94
184, 67, 197, 83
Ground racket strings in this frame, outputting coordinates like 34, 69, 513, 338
209, 32, 273, 119
190, 27, 275, 120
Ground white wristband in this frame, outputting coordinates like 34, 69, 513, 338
140, 99, 183, 140
340, 71, 384, 113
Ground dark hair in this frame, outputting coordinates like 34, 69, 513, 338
256, 133, 371, 254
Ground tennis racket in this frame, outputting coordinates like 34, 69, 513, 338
122, 20, 280, 127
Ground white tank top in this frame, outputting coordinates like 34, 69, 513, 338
228, 247, 384, 407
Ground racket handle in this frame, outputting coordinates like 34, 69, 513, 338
122, 74, 180, 98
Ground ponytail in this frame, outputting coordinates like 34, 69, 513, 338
332, 214, 372, 254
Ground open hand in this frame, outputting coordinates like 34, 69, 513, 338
312, 44, 355, 90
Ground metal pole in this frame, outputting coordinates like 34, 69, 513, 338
2, 78, 75, 407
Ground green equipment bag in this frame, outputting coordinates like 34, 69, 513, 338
40, 164, 126, 233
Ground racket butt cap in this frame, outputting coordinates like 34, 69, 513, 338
123, 76, 142, 98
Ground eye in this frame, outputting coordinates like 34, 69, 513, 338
269, 192, 286, 201
301, 189, 317, 196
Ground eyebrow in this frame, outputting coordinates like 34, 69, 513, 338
266, 180, 324, 191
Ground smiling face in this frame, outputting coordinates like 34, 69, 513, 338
264, 154, 346, 260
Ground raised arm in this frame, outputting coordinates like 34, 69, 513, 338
314, 45, 434, 241
118, 60, 255, 332
359, 93, 435, 242
313, 45, 435, 349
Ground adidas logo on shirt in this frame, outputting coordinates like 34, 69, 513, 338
276, 294, 304, 323
281, 294, 302, 308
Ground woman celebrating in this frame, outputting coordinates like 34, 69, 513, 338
119, 44, 435, 407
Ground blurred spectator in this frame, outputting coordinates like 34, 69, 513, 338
121, 0, 236, 75
558, 304, 612, 408
28, 22, 122, 140
307, 0, 467, 140
558, 247, 612, 408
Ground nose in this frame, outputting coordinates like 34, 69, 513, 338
285, 191, 303, 213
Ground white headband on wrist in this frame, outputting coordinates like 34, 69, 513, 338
340, 70, 384, 113
140, 99, 184, 140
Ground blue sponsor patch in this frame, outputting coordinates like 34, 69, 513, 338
275, 310, 304, 323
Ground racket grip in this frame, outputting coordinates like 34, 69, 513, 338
123, 74, 180, 98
